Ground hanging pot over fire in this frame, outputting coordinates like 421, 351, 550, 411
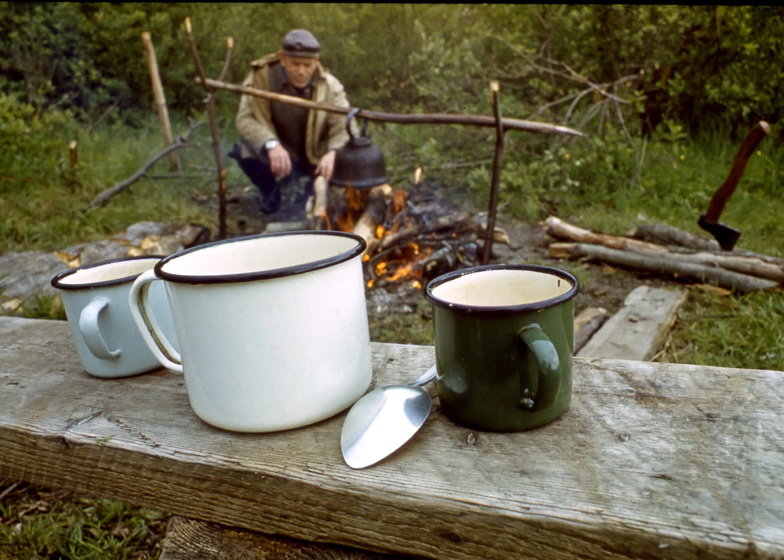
331, 108, 389, 189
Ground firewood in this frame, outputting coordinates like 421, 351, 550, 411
376, 212, 474, 252
631, 223, 719, 251
544, 216, 667, 253
352, 184, 392, 252
550, 242, 778, 293
306, 176, 329, 229
546, 216, 784, 283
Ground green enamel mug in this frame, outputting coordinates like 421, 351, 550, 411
425, 264, 579, 432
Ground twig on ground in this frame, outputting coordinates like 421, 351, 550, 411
87, 121, 204, 208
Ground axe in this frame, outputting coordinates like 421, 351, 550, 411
698, 120, 770, 250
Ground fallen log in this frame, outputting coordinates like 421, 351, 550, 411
550, 242, 779, 293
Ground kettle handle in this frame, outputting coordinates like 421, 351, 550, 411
345, 108, 367, 140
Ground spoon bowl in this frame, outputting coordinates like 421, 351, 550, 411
341, 366, 436, 469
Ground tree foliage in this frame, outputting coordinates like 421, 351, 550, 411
1, 4, 781, 135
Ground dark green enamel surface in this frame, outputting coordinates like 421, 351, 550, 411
432, 299, 574, 432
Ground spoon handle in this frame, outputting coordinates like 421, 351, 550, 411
410, 365, 437, 387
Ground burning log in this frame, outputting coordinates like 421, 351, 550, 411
352, 184, 392, 251
305, 176, 330, 230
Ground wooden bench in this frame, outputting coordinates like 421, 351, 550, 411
1, 316, 782, 559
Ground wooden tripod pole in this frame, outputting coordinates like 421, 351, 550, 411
184, 18, 233, 239
142, 31, 180, 172
481, 81, 505, 265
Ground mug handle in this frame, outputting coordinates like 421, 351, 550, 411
517, 324, 560, 411
79, 297, 121, 360
128, 269, 183, 373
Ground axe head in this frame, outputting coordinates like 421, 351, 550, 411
698, 214, 741, 251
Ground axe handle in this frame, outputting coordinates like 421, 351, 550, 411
703, 120, 770, 222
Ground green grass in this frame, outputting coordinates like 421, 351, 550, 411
660, 288, 784, 371
0, 116, 238, 254
0, 480, 166, 560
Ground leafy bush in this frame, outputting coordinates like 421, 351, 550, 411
0, 93, 74, 193
3, 4, 781, 135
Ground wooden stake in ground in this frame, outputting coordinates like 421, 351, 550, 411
184, 17, 233, 239
142, 31, 180, 172
481, 81, 506, 265
68, 140, 78, 168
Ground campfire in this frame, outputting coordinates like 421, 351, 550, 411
310, 173, 508, 296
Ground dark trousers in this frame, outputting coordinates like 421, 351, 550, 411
228, 142, 314, 215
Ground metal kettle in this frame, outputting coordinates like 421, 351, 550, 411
331, 109, 388, 189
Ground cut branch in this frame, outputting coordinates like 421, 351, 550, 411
201, 78, 585, 138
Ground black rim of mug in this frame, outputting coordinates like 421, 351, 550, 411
153, 230, 367, 285
50, 255, 166, 290
425, 263, 580, 315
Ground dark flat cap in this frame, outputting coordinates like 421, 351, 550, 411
282, 29, 320, 58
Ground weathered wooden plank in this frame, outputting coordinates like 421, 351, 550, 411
573, 306, 608, 353
577, 285, 687, 360
1, 316, 782, 560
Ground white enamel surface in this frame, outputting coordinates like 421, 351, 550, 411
135, 234, 372, 433
160, 234, 357, 277
56, 261, 178, 378
432, 269, 574, 307
57, 258, 160, 286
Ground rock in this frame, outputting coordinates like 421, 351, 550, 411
0, 251, 69, 301
1, 222, 210, 315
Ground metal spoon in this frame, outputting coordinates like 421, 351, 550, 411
341, 365, 437, 469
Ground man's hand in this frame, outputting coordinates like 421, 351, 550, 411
267, 144, 292, 178
315, 150, 337, 182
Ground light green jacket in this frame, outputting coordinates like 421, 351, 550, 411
235, 53, 351, 165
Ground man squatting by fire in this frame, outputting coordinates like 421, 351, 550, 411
229, 29, 352, 216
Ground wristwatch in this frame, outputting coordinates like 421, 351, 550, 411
264, 139, 280, 151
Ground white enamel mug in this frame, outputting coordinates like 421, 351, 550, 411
128, 231, 373, 433
51, 256, 178, 378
